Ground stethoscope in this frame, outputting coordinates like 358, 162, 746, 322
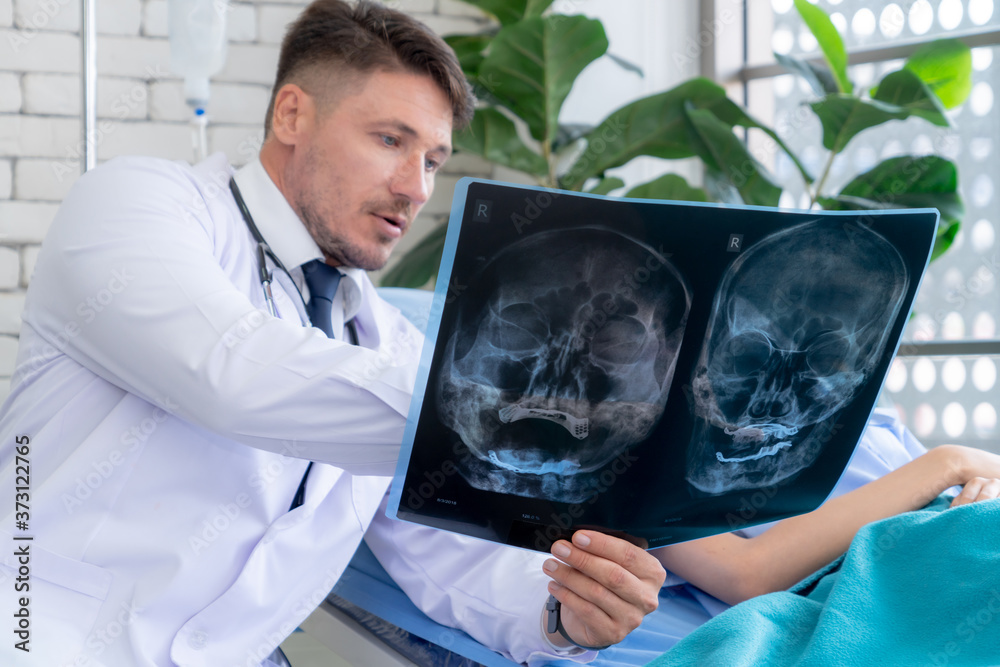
228, 175, 358, 510
228, 176, 359, 345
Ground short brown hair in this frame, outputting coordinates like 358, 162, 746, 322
264, 0, 474, 135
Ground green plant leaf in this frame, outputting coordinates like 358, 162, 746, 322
625, 173, 708, 202
478, 15, 608, 143
585, 176, 625, 195
809, 95, 936, 154
930, 219, 961, 261
562, 77, 811, 191
453, 0, 555, 25
379, 224, 448, 288
775, 52, 839, 96
794, 0, 851, 94
821, 154, 962, 220
454, 108, 549, 176
444, 33, 495, 77
871, 69, 950, 127
904, 38, 972, 109
818, 154, 963, 260
684, 104, 782, 208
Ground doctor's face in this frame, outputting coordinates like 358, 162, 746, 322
287, 69, 454, 270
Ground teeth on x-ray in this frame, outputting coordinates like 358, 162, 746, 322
498, 405, 590, 440
724, 423, 799, 445
715, 441, 792, 463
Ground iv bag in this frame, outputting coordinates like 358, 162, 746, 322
168, 0, 229, 109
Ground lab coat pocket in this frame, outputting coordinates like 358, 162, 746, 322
0, 535, 114, 666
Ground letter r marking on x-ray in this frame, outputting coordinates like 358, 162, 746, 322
474, 199, 492, 222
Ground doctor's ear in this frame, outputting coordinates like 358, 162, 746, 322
269, 83, 318, 146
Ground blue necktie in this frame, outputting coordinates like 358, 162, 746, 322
301, 259, 342, 339
290, 260, 342, 511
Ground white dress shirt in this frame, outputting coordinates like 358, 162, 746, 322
0, 153, 587, 666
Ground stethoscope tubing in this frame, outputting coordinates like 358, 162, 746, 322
228, 176, 358, 345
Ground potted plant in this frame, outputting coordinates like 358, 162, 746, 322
383, 0, 970, 287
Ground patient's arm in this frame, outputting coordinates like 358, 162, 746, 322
654, 444, 1000, 606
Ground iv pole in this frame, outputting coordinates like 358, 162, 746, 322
81, 0, 97, 173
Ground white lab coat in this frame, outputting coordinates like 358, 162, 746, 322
0, 154, 586, 666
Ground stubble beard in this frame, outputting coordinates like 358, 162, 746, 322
299, 200, 397, 271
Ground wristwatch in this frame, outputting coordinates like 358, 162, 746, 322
545, 595, 612, 651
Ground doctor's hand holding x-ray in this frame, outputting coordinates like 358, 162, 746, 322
0, 2, 663, 665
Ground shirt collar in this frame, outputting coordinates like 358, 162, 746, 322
232, 158, 366, 326
232, 157, 322, 271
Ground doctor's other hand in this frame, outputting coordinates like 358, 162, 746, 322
543, 530, 665, 649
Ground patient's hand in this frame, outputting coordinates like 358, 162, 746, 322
542, 531, 665, 650
940, 444, 1000, 507
951, 477, 1000, 507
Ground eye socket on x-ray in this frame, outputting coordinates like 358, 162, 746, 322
494, 303, 547, 350
805, 333, 852, 376
720, 332, 772, 375
591, 317, 648, 363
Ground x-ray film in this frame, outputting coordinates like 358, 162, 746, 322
387, 178, 938, 552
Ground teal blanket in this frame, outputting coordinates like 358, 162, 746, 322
649, 497, 1000, 667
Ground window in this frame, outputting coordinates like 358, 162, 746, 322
705, 0, 1000, 452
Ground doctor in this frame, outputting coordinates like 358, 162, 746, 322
0, 1, 664, 665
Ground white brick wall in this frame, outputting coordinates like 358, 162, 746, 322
12, 0, 142, 35
0, 0, 13, 27
0, 0, 493, 398
1, 30, 81, 73
0, 247, 19, 289
256, 5, 299, 44
0, 159, 11, 199
0, 72, 21, 111
0, 115, 80, 158
227, 3, 257, 42
0, 337, 19, 375
14, 158, 79, 200
20, 245, 40, 285
0, 201, 59, 242
0, 293, 26, 335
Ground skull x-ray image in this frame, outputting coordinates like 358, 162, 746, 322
686, 220, 909, 495
437, 227, 690, 502
389, 178, 937, 552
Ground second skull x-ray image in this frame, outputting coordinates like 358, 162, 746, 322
687, 221, 909, 496
390, 179, 938, 551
